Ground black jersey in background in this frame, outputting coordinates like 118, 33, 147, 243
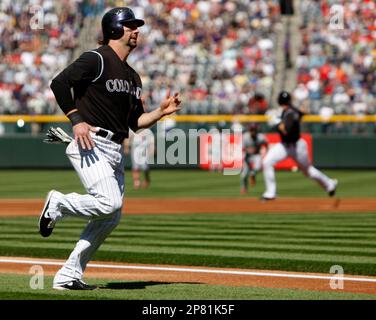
278, 105, 304, 144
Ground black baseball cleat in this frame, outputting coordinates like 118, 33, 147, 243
38, 190, 56, 238
328, 179, 338, 197
53, 280, 98, 291
260, 196, 276, 202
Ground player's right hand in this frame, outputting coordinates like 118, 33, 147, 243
159, 89, 182, 116
73, 122, 98, 150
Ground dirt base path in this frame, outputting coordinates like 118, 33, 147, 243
0, 256, 376, 295
0, 198, 375, 216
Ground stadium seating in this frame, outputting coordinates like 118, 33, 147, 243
0, 0, 280, 115
296, 0, 375, 115
0, 0, 374, 116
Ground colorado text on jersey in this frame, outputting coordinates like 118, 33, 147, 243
105, 79, 142, 98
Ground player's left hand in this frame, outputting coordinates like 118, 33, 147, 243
159, 89, 182, 116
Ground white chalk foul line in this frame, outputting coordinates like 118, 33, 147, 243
1, 258, 376, 283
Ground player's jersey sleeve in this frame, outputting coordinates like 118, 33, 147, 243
50, 51, 101, 115
128, 100, 145, 132
127, 72, 145, 132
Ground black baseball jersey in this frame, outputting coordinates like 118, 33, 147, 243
278, 105, 304, 144
50, 45, 145, 139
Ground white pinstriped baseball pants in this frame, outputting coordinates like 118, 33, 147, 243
49, 133, 125, 285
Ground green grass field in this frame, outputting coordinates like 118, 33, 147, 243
1, 273, 375, 300
0, 169, 376, 198
0, 169, 375, 300
1, 213, 376, 275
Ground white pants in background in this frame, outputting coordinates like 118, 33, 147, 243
262, 139, 336, 199
49, 133, 125, 285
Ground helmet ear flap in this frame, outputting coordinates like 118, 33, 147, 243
110, 21, 124, 40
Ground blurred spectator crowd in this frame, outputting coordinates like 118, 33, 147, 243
125, 0, 279, 115
0, 0, 374, 117
1, 0, 79, 115
0, 0, 108, 115
296, 0, 375, 116
0, 0, 279, 116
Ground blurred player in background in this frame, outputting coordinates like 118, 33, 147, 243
125, 128, 154, 189
261, 91, 337, 200
240, 123, 268, 194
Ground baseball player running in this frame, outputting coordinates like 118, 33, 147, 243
38, 7, 182, 290
261, 91, 337, 200
125, 128, 154, 189
240, 123, 268, 194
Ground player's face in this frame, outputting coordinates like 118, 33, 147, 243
122, 25, 139, 48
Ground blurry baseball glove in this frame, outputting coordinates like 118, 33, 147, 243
265, 108, 282, 127
43, 127, 73, 145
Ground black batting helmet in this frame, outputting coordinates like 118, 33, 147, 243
277, 91, 291, 106
101, 7, 144, 43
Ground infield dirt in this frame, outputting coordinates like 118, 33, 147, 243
0, 197, 375, 216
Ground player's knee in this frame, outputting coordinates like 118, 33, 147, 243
98, 196, 123, 215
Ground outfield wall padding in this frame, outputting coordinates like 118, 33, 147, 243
0, 135, 375, 169
313, 135, 376, 168
0, 135, 199, 169
0, 136, 71, 168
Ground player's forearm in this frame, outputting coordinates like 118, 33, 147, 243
137, 108, 164, 129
